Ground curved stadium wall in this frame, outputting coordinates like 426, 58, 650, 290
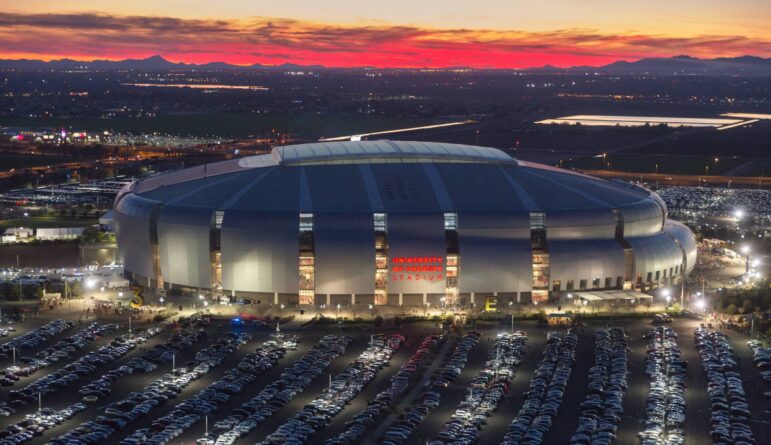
114, 140, 696, 307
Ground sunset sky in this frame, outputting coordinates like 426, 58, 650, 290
2, 0, 770, 68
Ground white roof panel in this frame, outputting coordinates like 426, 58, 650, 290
272, 140, 516, 166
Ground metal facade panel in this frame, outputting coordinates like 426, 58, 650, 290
220, 211, 299, 293
627, 233, 682, 278
387, 213, 446, 294
421, 163, 453, 211
370, 164, 441, 212
227, 167, 300, 212
621, 199, 663, 236
314, 213, 374, 295
547, 209, 616, 239
115, 194, 158, 280
664, 221, 697, 272
435, 164, 531, 212
458, 213, 532, 293
157, 205, 212, 289
305, 165, 372, 212
550, 239, 626, 286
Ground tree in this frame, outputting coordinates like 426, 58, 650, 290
725, 303, 737, 315
741, 299, 754, 314
69, 281, 81, 298
0, 282, 12, 299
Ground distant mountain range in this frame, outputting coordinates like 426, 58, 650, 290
0, 55, 325, 72
0, 54, 769, 76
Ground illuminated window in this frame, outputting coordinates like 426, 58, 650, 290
444, 212, 458, 230
374, 212, 388, 305
592, 278, 600, 289
529, 212, 545, 229
374, 212, 387, 232
444, 213, 459, 304
299, 213, 314, 232
298, 213, 315, 304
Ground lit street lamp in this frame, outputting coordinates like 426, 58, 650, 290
368, 303, 373, 318
336, 303, 341, 318
741, 245, 751, 274
280, 303, 285, 318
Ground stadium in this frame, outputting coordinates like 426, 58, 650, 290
114, 140, 696, 307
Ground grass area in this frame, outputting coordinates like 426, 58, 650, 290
564, 153, 744, 175
0, 153, 72, 170
0, 216, 97, 230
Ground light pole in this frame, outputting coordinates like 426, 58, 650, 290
280, 303, 285, 319
172, 353, 176, 372
336, 303, 341, 319
128, 314, 132, 337
368, 304, 373, 319
741, 245, 751, 274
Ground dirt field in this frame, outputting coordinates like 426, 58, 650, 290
0, 242, 80, 268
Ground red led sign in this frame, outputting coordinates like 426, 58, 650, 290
391, 256, 443, 281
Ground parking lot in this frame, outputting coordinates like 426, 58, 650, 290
0, 312, 769, 445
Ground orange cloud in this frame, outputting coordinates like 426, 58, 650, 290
0, 12, 768, 67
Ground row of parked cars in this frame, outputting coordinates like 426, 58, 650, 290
0, 401, 15, 417
2, 322, 118, 389
747, 340, 771, 385
327, 334, 442, 445
78, 327, 163, 402
0, 325, 16, 338
47, 331, 251, 445
502, 330, 578, 445
0, 403, 87, 445
8, 323, 120, 401
638, 327, 686, 445
376, 332, 480, 445
432, 331, 529, 445
569, 328, 629, 445
694, 328, 756, 445
195, 335, 352, 445
77, 326, 206, 403
0, 320, 73, 360
257, 334, 405, 445
121, 333, 294, 445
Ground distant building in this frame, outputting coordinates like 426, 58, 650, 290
114, 141, 696, 307
36, 227, 85, 241
2, 227, 34, 243
99, 210, 115, 232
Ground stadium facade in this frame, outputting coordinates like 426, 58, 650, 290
114, 141, 696, 307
